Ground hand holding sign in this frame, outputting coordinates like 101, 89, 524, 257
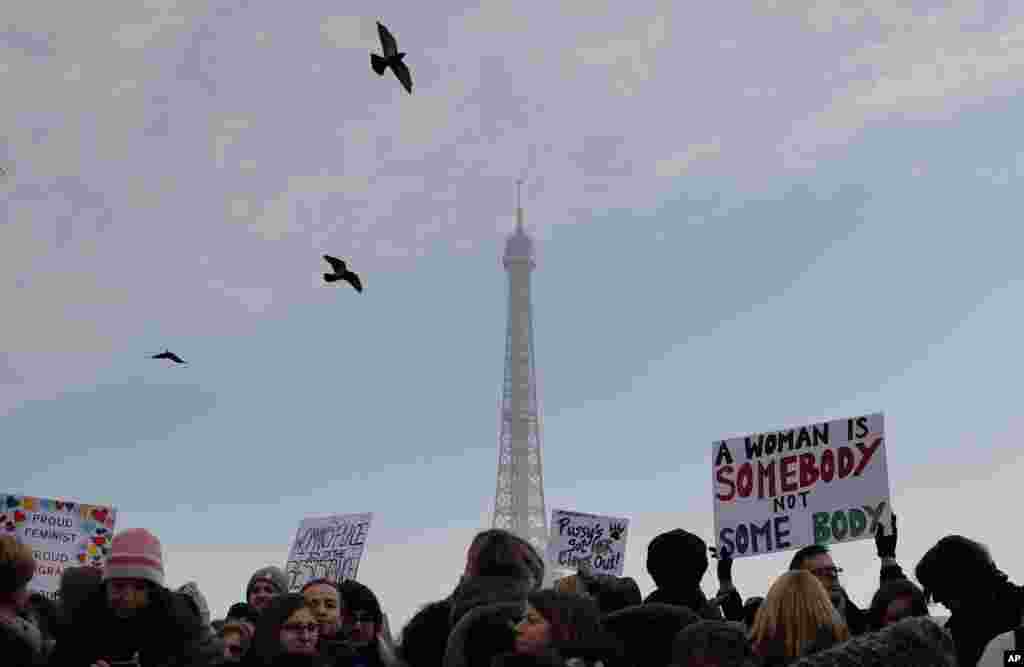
874, 512, 897, 558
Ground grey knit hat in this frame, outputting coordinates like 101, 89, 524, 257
790, 616, 956, 667
246, 566, 289, 599
178, 581, 211, 627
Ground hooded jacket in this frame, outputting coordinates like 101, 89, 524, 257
944, 577, 1024, 667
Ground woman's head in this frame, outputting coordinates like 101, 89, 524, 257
466, 530, 545, 591
0, 536, 35, 608
338, 580, 383, 646
750, 570, 849, 660
219, 621, 253, 662
250, 593, 319, 660
514, 590, 602, 655
301, 578, 343, 639
868, 579, 929, 630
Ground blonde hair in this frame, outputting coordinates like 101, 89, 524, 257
0, 535, 36, 596
750, 570, 849, 659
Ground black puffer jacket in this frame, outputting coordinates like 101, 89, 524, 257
50, 583, 215, 667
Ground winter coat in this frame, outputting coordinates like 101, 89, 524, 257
944, 580, 1024, 667
789, 616, 956, 667
50, 583, 216, 667
0, 612, 47, 666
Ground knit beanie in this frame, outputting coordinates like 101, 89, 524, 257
246, 566, 289, 599
178, 581, 211, 627
102, 528, 164, 587
790, 616, 957, 667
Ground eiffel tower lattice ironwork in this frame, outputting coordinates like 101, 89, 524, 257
492, 179, 549, 569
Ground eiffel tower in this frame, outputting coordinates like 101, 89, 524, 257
491, 180, 549, 574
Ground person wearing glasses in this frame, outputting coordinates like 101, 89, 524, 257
787, 514, 906, 636
246, 593, 329, 666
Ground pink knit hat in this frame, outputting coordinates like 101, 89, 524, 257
103, 528, 165, 587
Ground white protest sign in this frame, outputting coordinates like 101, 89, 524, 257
285, 512, 373, 592
712, 413, 891, 559
547, 509, 629, 576
0, 493, 117, 599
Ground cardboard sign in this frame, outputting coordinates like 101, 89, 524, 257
712, 413, 891, 559
547, 509, 629, 576
285, 512, 373, 592
1, 493, 117, 599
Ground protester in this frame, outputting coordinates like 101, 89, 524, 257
643, 530, 742, 622
670, 620, 754, 667
445, 601, 522, 667
915, 534, 1024, 667
301, 580, 344, 639
787, 516, 904, 637
512, 590, 602, 655
749, 571, 850, 666
401, 529, 543, 667
50, 527, 213, 667
246, 593, 328, 666
0, 535, 46, 666
220, 620, 254, 663
247, 567, 291, 614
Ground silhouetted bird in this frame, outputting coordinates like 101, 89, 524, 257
323, 255, 363, 292
151, 350, 186, 364
371, 22, 413, 94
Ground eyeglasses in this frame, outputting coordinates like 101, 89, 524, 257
810, 567, 843, 579
282, 623, 319, 635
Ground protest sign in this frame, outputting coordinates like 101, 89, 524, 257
547, 509, 629, 576
0, 493, 117, 599
285, 512, 373, 592
712, 412, 891, 559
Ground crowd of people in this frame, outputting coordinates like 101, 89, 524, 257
1, 519, 1021, 667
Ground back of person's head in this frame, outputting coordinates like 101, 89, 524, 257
448, 601, 523, 667
219, 620, 254, 662
788, 545, 830, 571
177, 581, 211, 628
604, 603, 700, 667
467, 530, 545, 591
672, 620, 753, 667
527, 590, 603, 645
646, 530, 708, 591
0, 535, 35, 599
248, 593, 310, 663
915, 534, 1002, 605
741, 597, 763, 631
750, 571, 849, 661
574, 573, 642, 616
867, 579, 929, 630
58, 565, 102, 624
789, 615, 956, 667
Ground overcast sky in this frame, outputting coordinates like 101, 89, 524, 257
4, 0, 1024, 632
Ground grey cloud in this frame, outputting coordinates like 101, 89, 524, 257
0, 28, 55, 58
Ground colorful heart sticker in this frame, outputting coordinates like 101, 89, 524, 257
92, 508, 109, 523
5, 496, 19, 509
77, 553, 87, 563
22, 497, 37, 511
13, 510, 26, 524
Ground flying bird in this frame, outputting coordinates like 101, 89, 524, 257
322, 255, 363, 292
151, 350, 187, 364
371, 21, 413, 94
